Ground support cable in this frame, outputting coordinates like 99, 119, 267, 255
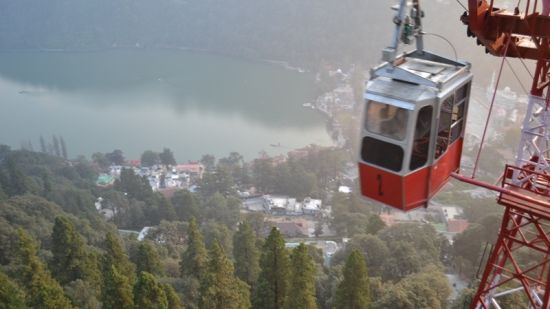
505, 58, 530, 95
423, 32, 458, 61
510, 41, 534, 78
455, 0, 467, 11
472, 38, 512, 178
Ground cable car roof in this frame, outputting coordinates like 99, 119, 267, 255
371, 50, 471, 90
365, 77, 432, 109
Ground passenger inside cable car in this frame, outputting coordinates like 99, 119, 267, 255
359, 78, 471, 211
362, 102, 409, 172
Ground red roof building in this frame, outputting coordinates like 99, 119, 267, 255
175, 163, 205, 178
447, 219, 469, 234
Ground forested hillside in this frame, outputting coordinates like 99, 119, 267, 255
0, 144, 468, 308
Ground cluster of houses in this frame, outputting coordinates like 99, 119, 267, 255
96, 161, 205, 192
262, 195, 324, 216
315, 84, 356, 116
378, 203, 470, 242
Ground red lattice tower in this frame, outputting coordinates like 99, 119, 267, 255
460, 1, 550, 307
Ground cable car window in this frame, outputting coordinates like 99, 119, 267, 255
361, 136, 404, 172
456, 83, 469, 102
410, 106, 433, 170
449, 83, 469, 143
452, 103, 464, 123
365, 101, 409, 141
435, 95, 453, 159
451, 120, 463, 142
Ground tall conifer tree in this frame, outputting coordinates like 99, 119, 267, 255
52, 135, 61, 157
252, 227, 290, 309
60, 136, 68, 159
102, 265, 134, 309
288, 243, 317, 309
15, 230, 74, 309
50, 216, 99, 287
335, 250, 371, 309
133, 271, 168, 309
0, 270, 26, 309
103, 232, 135, 282
233, 221, 260, 287
39, 135, 47, 153
199, 242, 251, 309
180, 218, 208, 280
135, 241, 163, 276
163, 283, 184, 309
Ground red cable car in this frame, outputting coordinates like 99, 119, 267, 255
358, 48, 472, 211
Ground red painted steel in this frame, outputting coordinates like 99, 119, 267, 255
358, 162, 404, 209
430, 139, 463, 195
403, 167, 430, 211
359, 139, 463, 211
463, 1, 550, 306
464, 166, 550, 308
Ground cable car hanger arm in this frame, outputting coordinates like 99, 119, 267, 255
383, 0, 424, 63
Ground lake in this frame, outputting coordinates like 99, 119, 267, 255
0, 50, 332, 162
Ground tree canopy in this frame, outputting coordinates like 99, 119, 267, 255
335, 249, 370, 309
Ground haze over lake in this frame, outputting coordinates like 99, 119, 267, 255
0, 50, 332, 161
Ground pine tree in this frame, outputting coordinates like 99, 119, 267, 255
5, 157, 27, 196
50, 216, 99, 287
133, 271, 168, 309
60, 136, 68, 159
199, 242, 251, 309
63, 279, 102, 309
39, 135, 47, 153
288, 243, 317, 309
335, 250, 371, 309
52, 135, 61, 157
233, 221, 260, 287
102, 265, 134, 309
158, 196, 177, 222
159, 148, 177, 166
136, 241, 163, 276
163, 283, 184, 309
0, 270, 26, 309
103, 232, 135, 282
180, 218, 208, 280
15, 229, 74, 309
252, 227, 290, 309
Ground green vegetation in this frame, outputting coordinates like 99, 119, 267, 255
253, 228, 290, 309
335, 250, 370, 309
0, 144, 491, 308
233, 221, 260, 287
288, 244, 317, 309
200, 242, 251, 309
133, 271, 169, 309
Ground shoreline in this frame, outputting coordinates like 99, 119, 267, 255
0, 46, 311, 73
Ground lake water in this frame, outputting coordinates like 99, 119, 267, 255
0, 50, 332, 162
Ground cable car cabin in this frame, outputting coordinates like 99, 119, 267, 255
358, 50, 472, 211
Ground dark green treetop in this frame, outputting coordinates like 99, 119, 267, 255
133, 271, 169, 309
136, 240, 164, 276
180, 218, 208, 280
15, 229, 74, 309
163, 283, 184, 309
50, 216, 100, 287
102, 231, 136, 284
233, 221, 260, 287
200, 241, 251, 309
288, 243, 317, 309
252, 227, 290, 309
102, 264, 134, 309
0, 270, 26, 309
335, 249, 370, 309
